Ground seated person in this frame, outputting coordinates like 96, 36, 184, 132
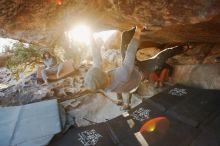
84, 27, 142, 110
41, 51, 63, 85
149, 63, 173, 88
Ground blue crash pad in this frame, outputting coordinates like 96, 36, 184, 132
0, 99, 61, 146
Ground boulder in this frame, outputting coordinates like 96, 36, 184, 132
172, 64, 220, 89
1, 0, 220, 46
101, 48, 122, 71
0, 67, 16, 89
0, 54, 10, 67
104, 31, 122, 50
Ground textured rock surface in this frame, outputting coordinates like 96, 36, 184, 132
0, 54, 10, 67
172, 64, 220, 89
0, 67, 16, 88
0, 0, 220, 46
136, 47, 160, 61
104, 30, 122, 50
168, 43, 220, 65
101, 47, 122, 71
0, 65, 87, 106
0, 0, 220, 129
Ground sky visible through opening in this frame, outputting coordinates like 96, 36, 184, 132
0, 38, 18, 53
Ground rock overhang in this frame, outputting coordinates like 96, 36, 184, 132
0, 0, 220, 47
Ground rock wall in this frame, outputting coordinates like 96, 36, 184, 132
0, 0, 220, 46
172, 64, 220, 89
0, 54, 10, 67
0, 65, 87, 106
0, 67, 16, 88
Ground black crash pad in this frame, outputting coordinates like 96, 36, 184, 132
48, 122, 140, 146
105, 101, 198, 146
149, 84, 198, 111
149, 84, 220, 127
190, 113, 220, 146
49, 92, 198, 146
48, 84, 220, 146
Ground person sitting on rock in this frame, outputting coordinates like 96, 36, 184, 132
41, 51, 64, 85
149, 63, 173, 88
84, 26, 142, 110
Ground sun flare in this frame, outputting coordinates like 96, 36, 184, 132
67, 24, 92, 45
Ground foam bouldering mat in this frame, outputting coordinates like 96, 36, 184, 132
49, 123, 114, 146
48, 84, 220, 146
190, 113, 220, 146
49, 113, 197, 146
148, 84, 220, 127
37, 61, 74, 81
148, 84, 199, 111
0, 100, 61, 146
167, 88, 220, 127
48, 122, 140, 146
106, 101, 198, 146
106, 101, 164, 140
49, 97, 197, 146
136, 116, 198, 146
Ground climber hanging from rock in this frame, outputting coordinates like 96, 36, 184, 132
84, 26, 143, 110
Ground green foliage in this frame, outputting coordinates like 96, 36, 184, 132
5, 42, 42, 79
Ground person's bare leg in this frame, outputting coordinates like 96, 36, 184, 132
41, 69, 48, 85
42, 67, 57, 85
116, 93, 123, 105
158, 68, 169, 88
159, 81, 164, 88
155, 81, 159, 88
56, 63, 64, 79
42, 80, 48, 85
123, 93, 132, 110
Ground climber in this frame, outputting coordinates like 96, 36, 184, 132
84, 26, 142, 110
149, 63, 173, 88
136, 43, 194, 88
41, 51, 64, 85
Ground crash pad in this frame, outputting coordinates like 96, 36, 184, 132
191, 115, 220, 146
37, 61, 74, 81
49, 98, 197, 146
49, 84, 220, 146
149, 84, 220, 127
0, 99, 61, 146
